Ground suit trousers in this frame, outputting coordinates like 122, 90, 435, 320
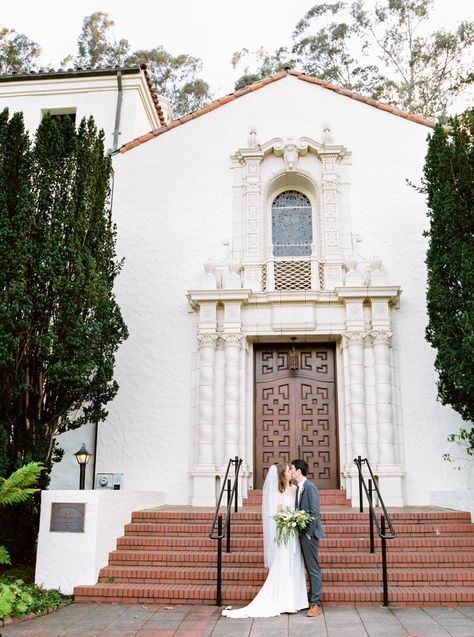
300, 534, 322, 605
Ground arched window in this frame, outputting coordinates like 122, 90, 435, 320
271, 190, 312, 257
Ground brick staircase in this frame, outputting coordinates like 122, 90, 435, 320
74, 489, 474, 606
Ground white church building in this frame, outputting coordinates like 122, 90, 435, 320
1, 65, 472, 512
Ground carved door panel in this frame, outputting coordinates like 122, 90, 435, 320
255, 345, 338, 489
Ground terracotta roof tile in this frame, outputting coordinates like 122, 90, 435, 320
117, 69, 435, 154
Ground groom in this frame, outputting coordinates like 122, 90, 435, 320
291, 458, 324, 618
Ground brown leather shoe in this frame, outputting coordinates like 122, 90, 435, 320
307, 604, 322, 617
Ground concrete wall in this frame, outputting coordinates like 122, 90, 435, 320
35, 490, 165, 594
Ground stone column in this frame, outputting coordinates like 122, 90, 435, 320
195, 333, 218, 466
344, 330, 368, 460
371, 330, 396, 464
223, 333, 243, 461
369, 294, 404, 506
191, 332, 218, 506
364, 334, 378, 464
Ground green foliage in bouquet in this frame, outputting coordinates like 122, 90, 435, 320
273, 506, 313, 546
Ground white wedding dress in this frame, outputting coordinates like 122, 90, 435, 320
222, 484, 308, 618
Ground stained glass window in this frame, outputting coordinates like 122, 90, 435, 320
272, 191, 312, 257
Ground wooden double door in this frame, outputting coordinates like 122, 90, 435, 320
254, 344, 338, 489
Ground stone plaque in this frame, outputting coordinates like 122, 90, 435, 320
50, 503, 85, 533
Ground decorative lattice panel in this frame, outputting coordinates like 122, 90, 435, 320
261, 263, 267, 291
274, 260, 311, 290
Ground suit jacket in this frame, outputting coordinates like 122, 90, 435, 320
297, 480, 325, 539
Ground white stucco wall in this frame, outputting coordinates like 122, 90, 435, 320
42, 75, 470, 505
0, 71, 161, 152
35, 490, 165, 594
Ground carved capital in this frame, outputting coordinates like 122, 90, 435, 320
197, 333, 219, 348
222, 333, 244, 347
370, 330, 393, 346
343, 330, 367, 345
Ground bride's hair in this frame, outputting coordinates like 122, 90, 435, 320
277, 463, 288, 493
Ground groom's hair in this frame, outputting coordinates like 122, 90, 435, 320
292, 459, 308, 476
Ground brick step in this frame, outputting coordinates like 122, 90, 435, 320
106, 550, 474, 569
114, 535, 474, 552
122, 521, 474, 536
73, 582, 474, 606
109, 546, 474, 568
131, 509, 472, 524
109, 535, 474, 555
98, 565, 474, 586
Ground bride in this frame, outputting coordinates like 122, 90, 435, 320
222, 463, 308, 618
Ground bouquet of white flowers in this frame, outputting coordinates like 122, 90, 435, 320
272, 506, 313, 546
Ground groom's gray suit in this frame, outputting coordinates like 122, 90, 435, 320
296, 479, 324, 606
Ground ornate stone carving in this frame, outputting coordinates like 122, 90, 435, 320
343, 330, 367, 344
273, 137, 309, 171
248, 128, 258, 148
197, 333, 219, 348
200, 259, 217, 290
370, 330, 393, 346
369, 255, 388, 286
322, 123, 333, 145
344, 257, 364, 286
222, 333, 244, 347
223, 259, 242, 289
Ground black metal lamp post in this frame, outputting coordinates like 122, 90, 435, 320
74, 443, 92, 490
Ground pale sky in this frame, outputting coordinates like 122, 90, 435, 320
1, 0, 473, 98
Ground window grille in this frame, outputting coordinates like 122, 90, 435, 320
272, 190, 312, 257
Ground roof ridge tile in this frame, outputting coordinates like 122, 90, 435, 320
117, 69, 435, 154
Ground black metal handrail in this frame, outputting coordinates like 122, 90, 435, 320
209, 456, 242, 606
354, 456, 396, 606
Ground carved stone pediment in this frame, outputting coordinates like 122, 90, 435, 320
233, 133, 350, 168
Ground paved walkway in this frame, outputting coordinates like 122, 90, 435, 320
1, 604, 474, 637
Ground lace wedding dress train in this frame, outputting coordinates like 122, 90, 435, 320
222, 491, 308, 618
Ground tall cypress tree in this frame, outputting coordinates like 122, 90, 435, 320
424, 109, 474, 451
0, 110, 128, 561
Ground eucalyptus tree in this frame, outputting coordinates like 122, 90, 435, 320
65, 12, 212, 118
233, 0, 474, 119
0, 27, 41, 74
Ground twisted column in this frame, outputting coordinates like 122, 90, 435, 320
344, 331, 368, 459
223, 333, 243, 461
371, 330, 396, 464
195, 333, 218, 466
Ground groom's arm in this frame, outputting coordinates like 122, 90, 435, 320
304, 482, 321, 538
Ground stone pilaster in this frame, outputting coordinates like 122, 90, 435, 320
319, 144, 345, 289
